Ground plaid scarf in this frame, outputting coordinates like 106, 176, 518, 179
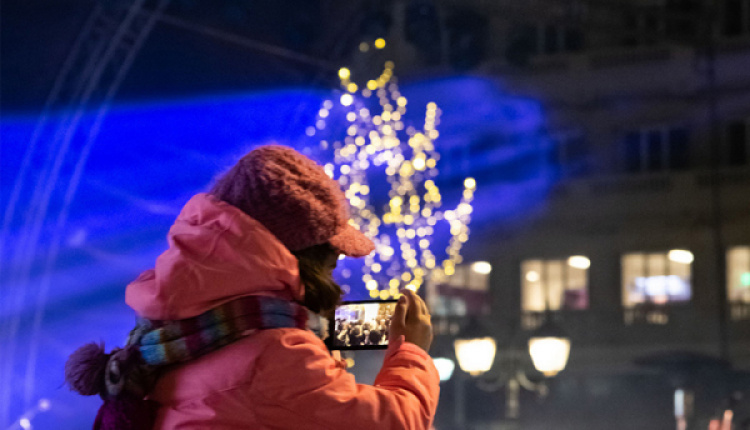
81, 295, 308, 430
132, 295, 308, 366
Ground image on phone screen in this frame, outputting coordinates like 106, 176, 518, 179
328, 300, 398, 350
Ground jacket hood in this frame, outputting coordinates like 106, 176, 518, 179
126, 193, 304, 320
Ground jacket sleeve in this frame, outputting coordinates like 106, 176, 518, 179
249, 329, 440, 430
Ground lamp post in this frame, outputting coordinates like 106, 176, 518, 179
453, 317, 570, 378
526, 265, 572, 378
451, 315, 571, 424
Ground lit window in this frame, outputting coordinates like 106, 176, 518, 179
445, 262, 491, 291
521, 257, 590, 313
428, 262, 491, 322
728, 246, 750, 320
622, 251, 692, 308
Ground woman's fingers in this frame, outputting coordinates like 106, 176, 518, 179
418, 293, 429, 316
389, 289, 434, 352
393, 292, 408, 326
405, 289, 421, 320
405, 289, 430, 317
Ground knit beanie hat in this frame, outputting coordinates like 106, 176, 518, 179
211, 144, 374, 257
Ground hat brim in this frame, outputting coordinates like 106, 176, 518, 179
329, 224, 375, 258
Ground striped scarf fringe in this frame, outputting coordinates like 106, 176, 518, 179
65, 295, 308, 430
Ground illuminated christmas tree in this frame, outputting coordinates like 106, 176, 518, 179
307, 58, 475, 299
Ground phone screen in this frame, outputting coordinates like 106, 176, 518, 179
327, 300, 398, 350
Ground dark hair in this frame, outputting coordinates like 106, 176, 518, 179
211, 173, 343, 315
292, 243, 342, 316
368, 329, 382, 345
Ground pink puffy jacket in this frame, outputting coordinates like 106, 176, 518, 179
125, 194, 440, 429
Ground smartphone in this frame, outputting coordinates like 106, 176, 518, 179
327, 299, 398, 350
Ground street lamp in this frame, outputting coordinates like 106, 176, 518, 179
527, 271, 572, 377
453, 317, 570, 377
451, 316, 570, 423
454, 336, 497, 376
453, 318, 496, 376
438, 262, 572, 424
528, 318, 571, 377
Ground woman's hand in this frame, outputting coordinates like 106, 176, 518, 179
389, 290, 433, 352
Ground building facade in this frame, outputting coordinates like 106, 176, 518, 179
378, 1, 750, 428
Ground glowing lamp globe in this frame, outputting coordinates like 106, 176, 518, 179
528, 320, 570, 377
453, 318, 496, 375
454, 337, 496, 375
432, 357, 456, 382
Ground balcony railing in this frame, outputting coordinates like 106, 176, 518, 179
524, 305, 672, 330
623, 304, 671, 325
521, 311, 546, 331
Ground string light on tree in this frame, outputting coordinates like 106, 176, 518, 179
310, 60, 475, 299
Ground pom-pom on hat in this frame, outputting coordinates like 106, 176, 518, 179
211, 144, 374, 257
